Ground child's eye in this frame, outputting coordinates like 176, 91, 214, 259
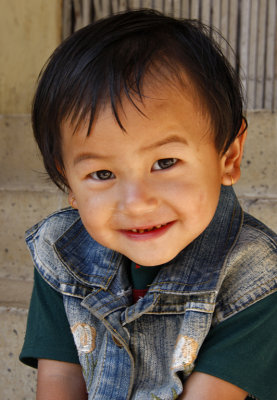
152, 158, 178, 171
90, 170, 115, 180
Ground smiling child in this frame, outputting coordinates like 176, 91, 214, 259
20, 9, 277, 400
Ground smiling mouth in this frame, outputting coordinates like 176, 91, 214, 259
127, 223, 169, 233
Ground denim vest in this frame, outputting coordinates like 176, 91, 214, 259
26, 186, 277, 400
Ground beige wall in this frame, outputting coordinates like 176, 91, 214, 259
0, 0, 62, 114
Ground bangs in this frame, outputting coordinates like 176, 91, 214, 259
52, 30, 196, 135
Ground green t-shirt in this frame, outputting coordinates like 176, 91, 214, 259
130, 262, 164, 289
20, 269, 277, 399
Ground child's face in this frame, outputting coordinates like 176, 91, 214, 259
61, 82, 229, 266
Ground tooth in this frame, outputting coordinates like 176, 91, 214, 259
147, 228, 152, 231
155, 225, 162, 229
139, 229, 144, 233
131, 229, 137, 232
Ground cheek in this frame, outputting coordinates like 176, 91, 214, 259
75, 191, 115, 233
77, 205, 113, 248
193, 187, 221, 228
175, 181, 220, 223
76, 195, 101, 222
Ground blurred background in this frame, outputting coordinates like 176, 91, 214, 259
0, 1, 276, 398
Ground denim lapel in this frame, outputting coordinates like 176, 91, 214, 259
54, 217, 124, 289
148, 185, 243, 294
54, 185, 243, 295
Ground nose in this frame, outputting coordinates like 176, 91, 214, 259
117, 178, 159, 216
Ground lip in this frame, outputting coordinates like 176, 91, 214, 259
119, 221, 176, 240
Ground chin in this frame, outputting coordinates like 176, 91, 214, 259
130, 252, 179, 267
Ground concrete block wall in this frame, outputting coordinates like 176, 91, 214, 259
0, 0, 63, 398
0, 111, 276, 399
236, 111, 277, 228
0, 115, 66, 400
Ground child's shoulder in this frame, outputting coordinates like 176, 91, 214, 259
231, 211, 276, 265
231, 211, 277, 260
224, 211, 276, 280
25, 207, 80, 244
25, 207, 87, 295
215, 211, 277, 323
242, 211, 277, 245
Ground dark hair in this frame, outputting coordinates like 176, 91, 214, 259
32, 9, 246, 191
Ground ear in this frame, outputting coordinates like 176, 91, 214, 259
68, 191, 78, 209
221, 122, 248, 186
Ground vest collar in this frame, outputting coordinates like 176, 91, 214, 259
149, 185, 243, 294
54, 185, 243, 294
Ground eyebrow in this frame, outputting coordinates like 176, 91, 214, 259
73, 152, 109, 166
73, 134, 188, 166
141, 134, 188, 151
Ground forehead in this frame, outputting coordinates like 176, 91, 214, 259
61, 76, 211, 144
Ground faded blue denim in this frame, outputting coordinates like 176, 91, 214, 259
25, 186, 277, 399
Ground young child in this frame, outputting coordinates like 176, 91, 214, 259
20, 9, 277, 400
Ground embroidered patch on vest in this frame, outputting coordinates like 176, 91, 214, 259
151, 388, 178, 400
171, 335, 198, 370
71, 323, 96, 353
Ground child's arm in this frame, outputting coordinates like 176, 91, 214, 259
36, 359, 88, 400
179, 371, 248, 400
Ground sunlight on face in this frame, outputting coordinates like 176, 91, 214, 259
61, 81, 227, 266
